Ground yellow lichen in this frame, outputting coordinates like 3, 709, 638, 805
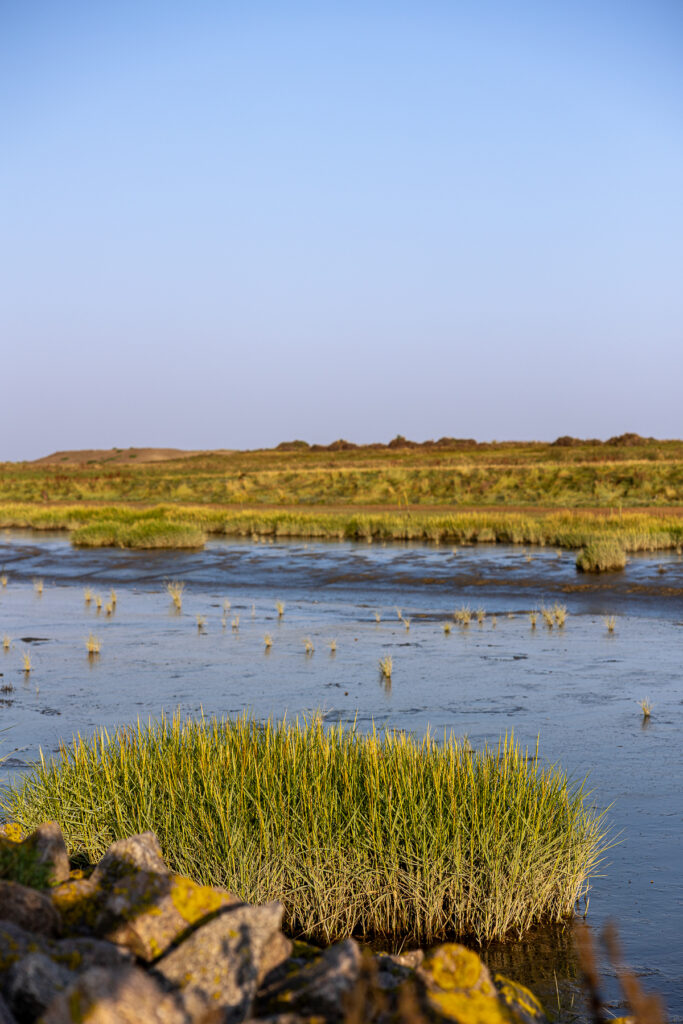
427, 988, 513, 1023
0, 823, 24, 842
421, 944, 486, 991
168, 873, 232, 924
494, 974, 545, 1022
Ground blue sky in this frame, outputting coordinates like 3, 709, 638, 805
2, 1, 682, 458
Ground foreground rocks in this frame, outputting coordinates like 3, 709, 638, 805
0, 823, 549, 1024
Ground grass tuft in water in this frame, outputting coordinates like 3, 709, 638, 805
604, 616, 616, 633
85, 634, 101, 656
166, 580, 184, 610
379, 656, 393, 679
639, 698, 652, 719
0, 714, 610, 947
576, 539, 627, 573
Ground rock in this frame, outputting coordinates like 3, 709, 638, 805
52, 868, 241, 961
5, 953, 74, 1022
154, 901, 285, 1023
263, 938, 362, 1020
0, 993, 17, 1024
0, 882, 62, 936
493, 972, 548, 1024
41, 965, 189, 1024
0, 824, 69, 889
415, 943, 548, 1024
0, 921, 132, 983
90, 833, 168, 883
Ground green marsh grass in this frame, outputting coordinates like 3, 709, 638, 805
576, 539, 627, 573
0, 714, 610, 946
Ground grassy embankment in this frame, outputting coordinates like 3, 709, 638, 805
2, 713, 609, 947
1, 439, 682, 565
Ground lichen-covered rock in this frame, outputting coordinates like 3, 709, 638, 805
41, 965, 190, 1024
153, 900, 285, 1023
5, 953, 74, 1022
414, 944, 548, 1024
0, 825, 69, 890
493, 974, 547, 1024
0, 883, 62, 937
0, 921, 132, 983
90, 833, 168, 884
52, 867, 241, 961
262, 938, 362, 1020
0, 826, 23, 843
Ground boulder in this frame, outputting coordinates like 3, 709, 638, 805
41, 965, 189, 1024
0, 921, 132, 984
5, 953, 74, 1022
414, 943, 546, 1024
154, 901, 285, 1023
0, 994, 17, 1024
90, 832, 168, 883
0, 882, 62, 937
261, 938, 362, 1020
0, 824, 69, 889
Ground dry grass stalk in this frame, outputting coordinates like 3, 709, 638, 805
22, 651, 32, 673
379, 655, 393, 678
604, 616, 616, 633
33, 578, 44, 595
166, 580, 185, 610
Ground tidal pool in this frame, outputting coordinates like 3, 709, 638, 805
0, 531, 681, 1020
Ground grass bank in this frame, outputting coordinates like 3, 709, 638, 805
1, 714, 609, 947
0, 502, 682, 559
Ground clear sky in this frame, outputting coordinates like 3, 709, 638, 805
2, 0, 682, 459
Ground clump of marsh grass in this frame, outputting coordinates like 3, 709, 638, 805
33, 578, 44, 595
402, 617, 411, 632
329, 639, 337, 654
1, 713, 610, 947
553, 603, 568, 627
304, 638, 314, 656
374, 610, 381, 623
490, 615, 497, 628
105, 602, 114, 617
110, 588, 117, 606
166, 580, 185, 611
0, 574, 7, 587
3, 635, 11, 651
541, 606, 554, 629
196, 614, 207, 632
442, 622, 452, 635
264, 634, 272, 651
276, 600, 285, 619
84, 588, 93, 605
85, 634, 101, 656
576, 539, 627, 573
95, 595, 102, 613
379, 656, 393, 679
454, 605, 472, 626
604, 616, 616, 633
223, 600, 231, 615
231, 616, 240, 632
395, 607, 402, 620
529, 610, 538, 628
22, 651, 32, 673
640, 698, 652, 719
476, 607, 486, 625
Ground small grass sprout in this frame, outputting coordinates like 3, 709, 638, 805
264, 634, 272, 650
85, 634, 101, 656
476, 607, 486, 625
395, 606, 402, 620
329, 639, 337, 653
22, 651, 32, 673
604, 616, 616, 633
640, 698, 652, 719
304, 638, 314, 656
276, 600, 285, 619
104, 602, 113, 617
374, 610, 381, 623
231, 616, 240, 631
0, 574, 7, 587
84, 588, 93, 604
402, 616, 411, 631
379, 655, 393, 678
223, 600, 231, 614
541, 606, 554, 629
95, 595, 102, 612
529, 610, 538, 628
442, 622, 452, 635
3, 635, 10, 651
33, 578, 44, 595
166, 580, 185, 610
196, 614, 207, 632
491, 615, 497, 627
110, 588, 117, 606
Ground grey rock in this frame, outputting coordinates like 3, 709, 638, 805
24, 824, 70, 887
0, 882, 62, 936
6, 953, 74, 1022
91, 833, 168, 884
41, 965, 190, 1024
154, 901, 284, 1024
267, 939, 362, 1020
0, 993, 17, 1024
0, 921, 132, 983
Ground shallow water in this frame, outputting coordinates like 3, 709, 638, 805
0, 531, 681, 1019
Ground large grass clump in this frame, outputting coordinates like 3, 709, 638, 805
576, 539, 627, 573
2, 714, 609, 947
71, 518, 206, 549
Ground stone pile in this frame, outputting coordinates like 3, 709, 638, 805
0, 822, 549, 1024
